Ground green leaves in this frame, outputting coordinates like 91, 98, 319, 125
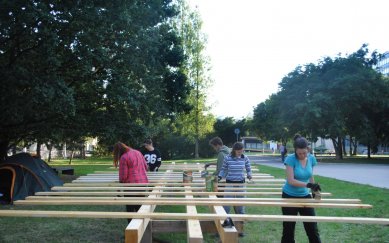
0, 0, 193, 158
251, 45, 389, 157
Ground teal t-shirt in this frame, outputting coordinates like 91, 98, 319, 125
282, 153, 317, 197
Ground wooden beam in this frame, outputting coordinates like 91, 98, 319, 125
62, 182, 206, 187
50, 186, 206, 191
218, 179, 285, 184
14, 199, 372, 209
35, 191, 332, 196
125, 187, 160, 243
25, 196, 362, 204
216, 187, 282, 191
150, 220, 244, 233
185, 186, 203, 243
1, 210, 388, 225
209, 195, 238, 243
72, 178, 204, 183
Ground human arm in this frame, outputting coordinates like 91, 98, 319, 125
306, 155, 321, 191
217, 157, 228, 180
155, 149, 162, 168
285, 165, 310, 188
245, 157, 252, 180
204, 162, 217, 169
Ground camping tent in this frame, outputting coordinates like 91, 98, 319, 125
0, 153, 63, 204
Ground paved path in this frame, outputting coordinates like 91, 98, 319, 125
249, 155, 389, 189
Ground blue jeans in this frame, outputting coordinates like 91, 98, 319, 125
223, 180, 245, 214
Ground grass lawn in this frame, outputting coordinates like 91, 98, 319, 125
0, 157, 388, 242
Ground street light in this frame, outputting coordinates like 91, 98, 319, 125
234, 128, 240, 142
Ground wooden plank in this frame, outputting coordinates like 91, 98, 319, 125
14, 199, 372, 209
151, 220, 217, 233
25, 196, 361, 204
50, 186, 205, 191
125, 187, 160, 243
35, 191, 332, 197
185, 186, 203, 243
63, 182, 206, 187
209, 195, 238, 243
71, 179, 205, 183
216, 187, 282, 191
218, 179, 285, 184
1, 210, 389, 225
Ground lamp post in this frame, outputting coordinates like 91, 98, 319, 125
234, 128, 240, 142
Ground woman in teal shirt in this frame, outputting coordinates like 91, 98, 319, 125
281, 135, 322, 243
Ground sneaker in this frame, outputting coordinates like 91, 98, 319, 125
222, 217, 234, 228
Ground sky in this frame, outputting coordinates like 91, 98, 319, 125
187, 0, 389, 119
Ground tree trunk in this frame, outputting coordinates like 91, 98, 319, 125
48, 147, 52, 162
36, 141, 41, 158
331, 137, 343, 160
367, 143, 371, 159
0, 140, 9, 162
46, 143, 52, 162
63, 143, 67, 159
194, 139, 199, 159
349, 137, 352, 156
353, 139, 358, 155
82, 145, 86, 159
69, 150, 74, 165
342, 137, 347, 156
338, 137, 343, 159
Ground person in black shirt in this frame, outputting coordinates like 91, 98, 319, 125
142, 138, 162, 172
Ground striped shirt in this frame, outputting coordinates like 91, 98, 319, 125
119, 149, 149, 183
218, 154, 252, 182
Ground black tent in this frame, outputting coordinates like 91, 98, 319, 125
0, 153, 63, 204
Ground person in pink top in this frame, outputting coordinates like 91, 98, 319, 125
113, 142, 149, 222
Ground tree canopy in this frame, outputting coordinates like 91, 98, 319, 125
0, 0, 193, 160
251, 45, 389, 159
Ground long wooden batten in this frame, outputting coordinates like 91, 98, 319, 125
0, 210, 388, 225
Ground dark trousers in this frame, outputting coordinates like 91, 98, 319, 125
281, 152, 286, 163
124, 192, 143, 223
281, 192, 321, 243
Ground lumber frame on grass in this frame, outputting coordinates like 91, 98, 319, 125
3, 163, 385, 243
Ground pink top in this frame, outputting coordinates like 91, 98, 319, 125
119, 149, 149, 183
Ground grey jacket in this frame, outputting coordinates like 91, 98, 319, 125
215, 145, 230, 175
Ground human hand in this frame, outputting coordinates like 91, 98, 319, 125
247, 175, 252, 180
306, 183, 321, 191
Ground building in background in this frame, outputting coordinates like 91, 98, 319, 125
376, 51, 389, 76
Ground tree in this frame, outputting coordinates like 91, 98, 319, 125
0, 1, 192, 160
263, 45, 388, 159
251, 94, 289, 144
170, 0, 215, 158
